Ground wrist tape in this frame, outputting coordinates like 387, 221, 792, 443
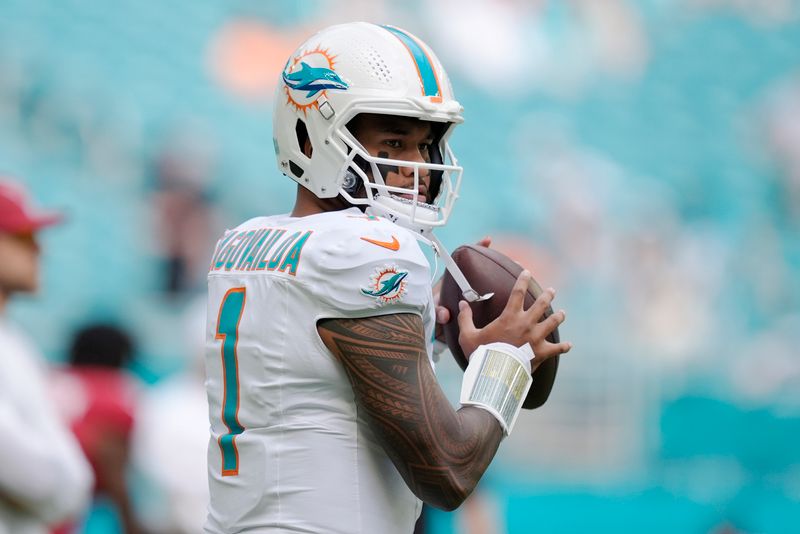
460, 342, 533, 435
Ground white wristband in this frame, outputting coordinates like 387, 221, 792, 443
460, 342, 533, 436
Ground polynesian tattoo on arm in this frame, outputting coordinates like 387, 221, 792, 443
317, 313, 503, 511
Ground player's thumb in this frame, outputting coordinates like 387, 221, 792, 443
456, 300, 476, 334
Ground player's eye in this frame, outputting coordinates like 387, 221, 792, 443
383, 139, 402, 149
419, 142, 432, 161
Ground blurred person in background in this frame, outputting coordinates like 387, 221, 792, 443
149, 126, 220, 298
0, 181, 93, 534
204, 22, 569, 534
132, 298, 209, 534
50, 323, 142, 534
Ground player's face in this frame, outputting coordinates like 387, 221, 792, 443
0, 232, 41, 294
349, 114, 435, 203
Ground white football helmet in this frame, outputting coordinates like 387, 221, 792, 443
273, 22, 464, 234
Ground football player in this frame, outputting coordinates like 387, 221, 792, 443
204, 22, 571, 533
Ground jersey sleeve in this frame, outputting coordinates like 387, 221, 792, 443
304, 218, 433, 320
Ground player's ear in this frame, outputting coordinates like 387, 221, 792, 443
303, 137, 313, 158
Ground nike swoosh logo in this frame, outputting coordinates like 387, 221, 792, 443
360, 235, 400, 251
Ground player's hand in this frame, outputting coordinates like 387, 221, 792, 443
456, 270, 572, 370
434, 236, 492, 337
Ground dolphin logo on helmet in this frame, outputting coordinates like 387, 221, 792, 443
282, 62, 349, 98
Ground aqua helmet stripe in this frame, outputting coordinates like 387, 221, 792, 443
381, 25, 441, 98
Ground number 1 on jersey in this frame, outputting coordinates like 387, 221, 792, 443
215, 287, 246, 476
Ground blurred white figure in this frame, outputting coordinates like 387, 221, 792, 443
683, 0, 797, 26
762, 74, 800, 225
132, 298, 209, 533
428, 0, 648, 97
0, 181, 93, 533
149, 122, 221, 297
729, 313, 800, 406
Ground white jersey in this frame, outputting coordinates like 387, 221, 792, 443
0, 319, 93, 534
204, 207, 435, 534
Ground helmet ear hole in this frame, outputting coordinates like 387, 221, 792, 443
295, 119, 312, 157
428, 122, 450, 201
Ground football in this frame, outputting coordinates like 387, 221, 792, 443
439, 245, 560, 410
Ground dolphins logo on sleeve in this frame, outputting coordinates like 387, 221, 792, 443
361, 265, 408, 305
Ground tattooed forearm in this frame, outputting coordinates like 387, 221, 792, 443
317, 313, 503, 511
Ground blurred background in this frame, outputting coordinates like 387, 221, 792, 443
2, 0, 799, 532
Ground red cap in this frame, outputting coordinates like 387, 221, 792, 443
0, 181, 63, 234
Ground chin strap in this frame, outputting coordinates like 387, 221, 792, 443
418, 232, 494, 303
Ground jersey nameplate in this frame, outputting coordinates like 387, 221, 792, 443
209, 228, 313, 276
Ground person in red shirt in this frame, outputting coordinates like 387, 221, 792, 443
52, 324, 142, 534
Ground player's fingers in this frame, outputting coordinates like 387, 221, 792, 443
534, 341, 573, 360
548, 341, 573, 356
476, 236, 492, 248
505, 270, 531, 313
434, 306, 449, 343
526, 287, 556, 320
434, 323, 445, 343
436, 306, 450, 325
536, 309, 566, 335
